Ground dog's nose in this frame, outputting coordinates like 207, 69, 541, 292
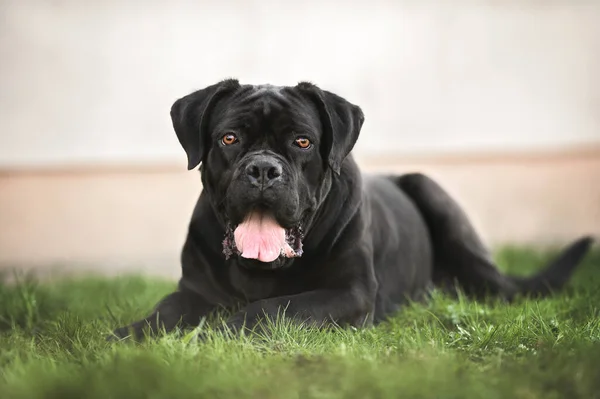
245, 156, 283, 188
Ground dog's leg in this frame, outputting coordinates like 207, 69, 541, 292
395, 173, 593, 300
110, 289, 215, 340
223, 289, 372, 334
222, 251, 377, 333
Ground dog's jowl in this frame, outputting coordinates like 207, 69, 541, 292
111, 80, 594, 340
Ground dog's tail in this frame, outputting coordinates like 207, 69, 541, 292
508, 236, 594, 297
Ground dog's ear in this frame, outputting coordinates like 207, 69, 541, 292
170, 79, 240, 170
296, 82, 365, 175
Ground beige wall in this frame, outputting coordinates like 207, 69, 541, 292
1, 150, 599, 278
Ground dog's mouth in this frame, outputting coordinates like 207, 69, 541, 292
222, 210, 304, 263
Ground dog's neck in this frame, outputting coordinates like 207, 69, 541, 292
297, 159, 364, 258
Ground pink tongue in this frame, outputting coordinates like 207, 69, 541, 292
234, 211, 294, 263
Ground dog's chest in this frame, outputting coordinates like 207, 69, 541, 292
227, 264, 306, 302
228, 265, 279, 302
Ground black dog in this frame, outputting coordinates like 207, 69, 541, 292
112, 79, 593, 339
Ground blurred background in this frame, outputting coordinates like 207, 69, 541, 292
1, 0, 598, 279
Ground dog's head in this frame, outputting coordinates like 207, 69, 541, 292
170, 79, 364, 269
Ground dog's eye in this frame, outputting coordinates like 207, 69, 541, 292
294, 137, 312, 149
221, 133, 238, 146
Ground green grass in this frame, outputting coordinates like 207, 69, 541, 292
1, 246, 599, 399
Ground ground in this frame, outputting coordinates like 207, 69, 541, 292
0, 246, 599, 399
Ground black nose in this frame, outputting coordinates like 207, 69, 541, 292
245, 155, 283, 188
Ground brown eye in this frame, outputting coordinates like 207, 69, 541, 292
221, 133, 238, 146
294, 137, 312, 149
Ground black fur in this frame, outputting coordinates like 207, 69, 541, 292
111, 80, 594, 340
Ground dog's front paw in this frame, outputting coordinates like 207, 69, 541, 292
106, 326, 133, 342
106, 322, 147, 342
225, 313, 247, 332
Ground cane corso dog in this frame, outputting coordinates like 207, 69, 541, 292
112, 79, 594, 340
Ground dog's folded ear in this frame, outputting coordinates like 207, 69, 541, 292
170, 79, 240, 170
296, 82, 365, 175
